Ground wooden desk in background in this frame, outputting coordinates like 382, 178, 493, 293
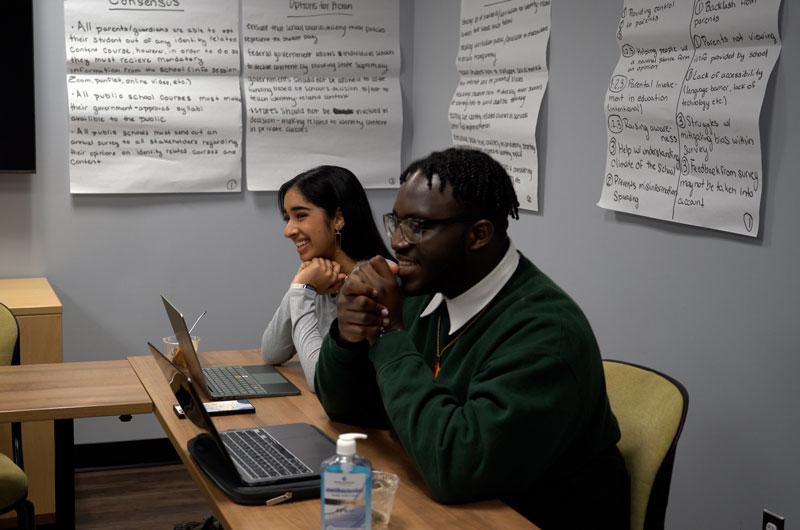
130, 349, 536, 530
0, 360, 152, 530
0, 277, 63, 526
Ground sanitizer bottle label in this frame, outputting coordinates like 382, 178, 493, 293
322, 471, 369, 529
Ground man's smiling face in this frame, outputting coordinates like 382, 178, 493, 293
390, 171, 473, 298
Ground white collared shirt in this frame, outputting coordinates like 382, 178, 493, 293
420, 241, 520, 335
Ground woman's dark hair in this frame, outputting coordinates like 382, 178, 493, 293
400, 148, 520, 234
279, 166, 392, 261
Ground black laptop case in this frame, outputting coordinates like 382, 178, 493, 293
188, 433, 322, 505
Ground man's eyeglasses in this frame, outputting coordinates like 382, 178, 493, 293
383, 213, 475, 244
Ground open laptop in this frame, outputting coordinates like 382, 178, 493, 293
147, 341, 335, 487
161, 295, 300, 400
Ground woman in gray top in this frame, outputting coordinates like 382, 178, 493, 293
261, 166, 392, 391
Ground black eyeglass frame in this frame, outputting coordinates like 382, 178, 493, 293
383, 212, 476, 243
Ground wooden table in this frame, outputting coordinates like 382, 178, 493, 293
0, 360, 152, 530
0, 277, 63, 526
130, 350, 537, 530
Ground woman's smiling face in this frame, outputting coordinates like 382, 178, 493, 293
282, 186, 340, 261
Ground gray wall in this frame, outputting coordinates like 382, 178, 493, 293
1, 1, 797, 528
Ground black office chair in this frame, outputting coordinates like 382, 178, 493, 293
603, 359, 689, 530
0, 302, 36, 529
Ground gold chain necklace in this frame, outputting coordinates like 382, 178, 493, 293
433, 304, 490, 380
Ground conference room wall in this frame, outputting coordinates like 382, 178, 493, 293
0, 1, 797, 529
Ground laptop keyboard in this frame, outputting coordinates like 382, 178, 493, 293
221, 428, 312, 481
203, 366, 265, 397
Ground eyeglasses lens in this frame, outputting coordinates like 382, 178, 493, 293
384, 214, 425, 243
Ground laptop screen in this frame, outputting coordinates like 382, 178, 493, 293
160, 295, 210, 394
147, 342, 237, 469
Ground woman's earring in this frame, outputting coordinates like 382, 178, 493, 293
335, 229, 342, 249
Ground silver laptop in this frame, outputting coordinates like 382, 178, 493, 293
147, 342, 334, 486
161, 295, 300, 400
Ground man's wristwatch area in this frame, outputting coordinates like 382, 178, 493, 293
328, 319, 370, 352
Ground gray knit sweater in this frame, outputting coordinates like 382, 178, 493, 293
261, 285, 337, 391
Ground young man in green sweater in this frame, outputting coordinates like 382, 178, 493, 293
315, 148, 629, 529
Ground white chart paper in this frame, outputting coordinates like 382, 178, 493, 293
598, 0, 782, 236
65, 0, 242, 193
449, 0, 551, 211
243, 0, 401, 190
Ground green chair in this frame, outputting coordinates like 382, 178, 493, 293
0, 302, 36, 529
603, 360, 688, 530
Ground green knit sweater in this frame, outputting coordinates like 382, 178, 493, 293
316, 254, 628, 527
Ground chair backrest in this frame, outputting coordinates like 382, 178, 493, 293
0, 302, 20, 367
603, 360, 688, 530
0, 452, 29, 512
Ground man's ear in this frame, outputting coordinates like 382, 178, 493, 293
467, 219, 494, 251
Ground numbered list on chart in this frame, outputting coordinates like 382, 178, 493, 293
243, 0, 401, 190
65, 0, 242, 193
449, 0, 551, 211
598, 0, 782, 236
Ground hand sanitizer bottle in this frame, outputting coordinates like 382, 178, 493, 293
321, 433, 372, 530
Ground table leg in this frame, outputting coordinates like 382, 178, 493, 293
54, 418, 75, 530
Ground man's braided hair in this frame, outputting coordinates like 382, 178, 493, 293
400, 148, 520, 233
